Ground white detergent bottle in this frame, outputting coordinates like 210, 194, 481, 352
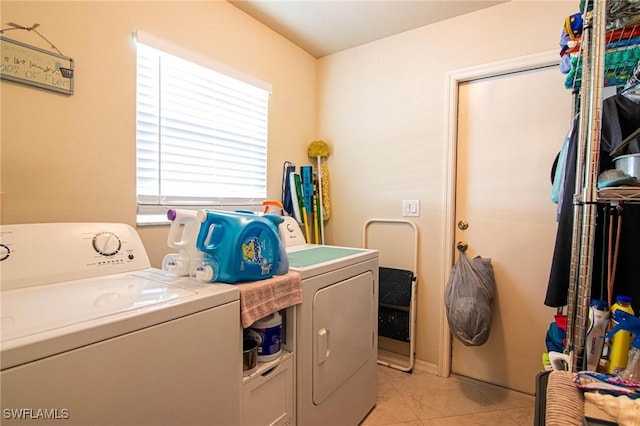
585, 299, 609, 371
162, 209, 203, 276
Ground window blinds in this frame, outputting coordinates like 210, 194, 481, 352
135, 39, 270, 211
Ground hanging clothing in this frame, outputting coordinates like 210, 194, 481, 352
551, 116, 578, 220
545, 94, 640, 312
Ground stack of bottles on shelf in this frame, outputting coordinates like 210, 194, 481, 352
605, 310, 640, 381
584, 295, 636, 376
543, 296, 640, 378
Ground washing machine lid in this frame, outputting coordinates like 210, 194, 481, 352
2, 272, 195, 341
286, 244, 378, 279
1, 270, 239, 370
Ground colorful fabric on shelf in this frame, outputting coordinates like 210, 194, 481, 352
606, 26, 640, 44
562, 21, 640, 90
574, 371, 640, 398
565, 47, 640, 90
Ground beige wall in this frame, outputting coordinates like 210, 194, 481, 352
0, 0, 317, 265
1, 0, 577, 371
317, 1, 576, 369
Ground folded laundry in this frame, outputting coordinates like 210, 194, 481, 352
597, 169, 640, 189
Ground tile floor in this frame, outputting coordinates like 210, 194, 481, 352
361, 365, 536, 426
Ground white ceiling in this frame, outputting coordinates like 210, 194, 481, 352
229, 0, 507, 58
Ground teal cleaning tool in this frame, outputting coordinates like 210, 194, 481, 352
294, 173, 311, 243
301, 166, 315, 243
301, 166, 313, 215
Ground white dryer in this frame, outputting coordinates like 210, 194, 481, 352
0, 223, 241, 426
286, 241, 379, 426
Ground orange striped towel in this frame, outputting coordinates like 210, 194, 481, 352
237, 271, 302, 328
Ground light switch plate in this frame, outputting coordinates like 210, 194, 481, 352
402, 199, 420, 217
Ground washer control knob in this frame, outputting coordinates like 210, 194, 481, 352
92, 232, 121, 256
0, 244, 10, 261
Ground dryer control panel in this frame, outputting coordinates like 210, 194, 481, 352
0, 223, 151, 291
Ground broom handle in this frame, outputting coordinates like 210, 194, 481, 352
317, 156, 325, 244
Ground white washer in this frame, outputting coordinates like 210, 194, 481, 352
287, 242, 379, 426
0, 223, 241, 426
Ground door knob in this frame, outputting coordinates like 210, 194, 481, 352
456, 241, 468, 252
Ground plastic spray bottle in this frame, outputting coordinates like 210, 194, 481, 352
585, 299, 609, 371
607, 295, 635, 374
602, 309, 640, 381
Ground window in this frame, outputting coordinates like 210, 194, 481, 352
135, 33, 270, 224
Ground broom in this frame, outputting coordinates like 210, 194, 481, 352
308, 140, 330, 244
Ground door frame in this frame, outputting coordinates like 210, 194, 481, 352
439, 50, 561, 377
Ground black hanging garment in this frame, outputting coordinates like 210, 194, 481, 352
545, 94, 640, 313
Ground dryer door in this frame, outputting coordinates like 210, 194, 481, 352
312, 271, 375, 404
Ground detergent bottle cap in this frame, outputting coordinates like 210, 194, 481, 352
616, 295, 633, 305
590, 299, 608, 310
263, 200, 283, 215
191, 258, 219, 282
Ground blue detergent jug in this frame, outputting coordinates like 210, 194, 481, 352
233, 210, 289, 276
194, 209, 285, 283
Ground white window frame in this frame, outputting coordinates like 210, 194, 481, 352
134, 31, 272, 225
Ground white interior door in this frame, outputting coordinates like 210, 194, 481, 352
451, 64, 572, 394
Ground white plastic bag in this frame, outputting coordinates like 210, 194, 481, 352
444, 251, 496, 346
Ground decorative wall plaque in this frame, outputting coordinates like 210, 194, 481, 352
1, 36, 73, 95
